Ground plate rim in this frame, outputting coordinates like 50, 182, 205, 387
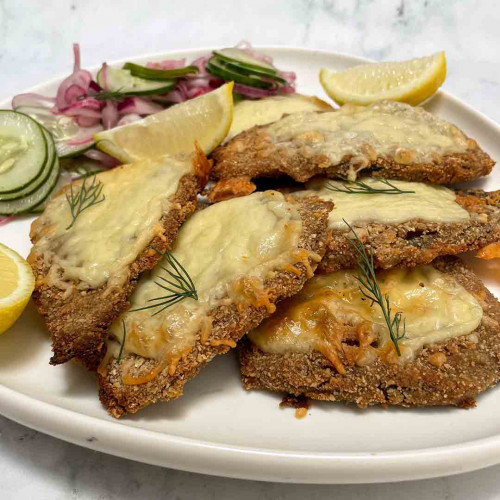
1, 45, 500, 484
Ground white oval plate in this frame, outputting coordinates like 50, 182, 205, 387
0, 47, 499, 484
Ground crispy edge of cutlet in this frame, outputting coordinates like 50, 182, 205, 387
239, 256, 500, 408
28, 146, 212, 369
318, 189, 500, 273
210, 125, 494, 185
98, 196, 333, 418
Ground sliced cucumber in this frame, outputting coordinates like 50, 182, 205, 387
123, 62, 198, 80
0, 128, 55, 201
206, 58, 276, 90
29, 161, 68, 213
0, 111, 48, 194
213, 48, 277, 74
14, 105, 100, 158
220, 59, 287, 85
0, 155, 60, 215
60, 156, 107, 178
97, 67, 176, 96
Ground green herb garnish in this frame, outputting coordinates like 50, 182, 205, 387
344, 220, 405, 356
327, 178, 415, 195
65, 174, 105, 230
78, 89, 136, 102
130, 247, 198, 316
117, 320, 126, 363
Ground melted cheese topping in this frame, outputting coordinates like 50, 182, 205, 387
106, 191, 304, 366
226, 94, 332, 141
249, 266, 483, 363
296, 177, 469, 229
266, 101, 470, 179
31, 156, 193, 290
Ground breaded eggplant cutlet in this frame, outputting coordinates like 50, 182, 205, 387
211, 100, 494, 189
28, 149, 211, 368
240, 257, 500, 408
294, 177, 500, 273
98, 191, 332, 417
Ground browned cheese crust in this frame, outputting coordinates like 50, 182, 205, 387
98, 197, 333, 418
210, 123, 494, 186
29, 151, 212, 369
239, 257, 500, 408
319, 189, 500, 273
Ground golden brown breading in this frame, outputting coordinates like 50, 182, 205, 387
98, 197, 333, 418
211, 106, 494, 185
319, 189, 500, 273
239, 257, 500, 408
29, 150, 211, 369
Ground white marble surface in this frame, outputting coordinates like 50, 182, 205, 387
1, 0, 500, 498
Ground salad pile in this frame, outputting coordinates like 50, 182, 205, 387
0, 42, 295, 221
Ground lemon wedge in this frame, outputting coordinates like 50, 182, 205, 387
94, 82, 234, 163
0, 242, 35, 334
320, 52, 446, 106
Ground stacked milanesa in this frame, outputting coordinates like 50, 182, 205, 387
212, 99, 500, 408
28, 91, 334, 418
28, 93, 500, 416
98, 191, 332, 417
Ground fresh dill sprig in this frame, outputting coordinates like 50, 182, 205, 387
327, 177, 415, 195
78, 89, 135, 102
130, 247, 198, 316
117, 320, 126, 363
65, 174, 105, 230
343, 219, 405, 356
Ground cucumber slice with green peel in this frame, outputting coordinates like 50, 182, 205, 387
30, 156, 106, 214
0, 128, 56, 201
14, 105, 101, 158
0, 111, 48, 194
97, 67, 177, 96
60, 156, 107, 178
213, 48, 277, 74
221, 59, 287, 85
123, 62, 198, 80
206, 58, 276, 90
0, 156, 60, 215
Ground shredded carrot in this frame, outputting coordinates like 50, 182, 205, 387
429, 352, 447, 368
193, 141, 213, 185
209, 339, 237, 348
122, 360, 167, 385
295, 408, 308, 419
318, 343, 346, 375
477, 242, 500, 260
252, 288, 276, 313
168, 356, 180, 376
293, 249, 315, 278
207, 177, 256, 203
200, 316, 213, 345
97, 350, 113, 378
456, 193, 484, 209
283, 263, 302, 276
233, 276, 276, 313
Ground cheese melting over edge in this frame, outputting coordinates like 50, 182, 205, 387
226, 94, 332, 141
266, 100, 471, 179
249, 266, 483, 366
105, 191, 305, 374
31, 155, 193, 290
295, 177, 469, 229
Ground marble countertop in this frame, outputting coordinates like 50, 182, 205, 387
2, 0, 500, 498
